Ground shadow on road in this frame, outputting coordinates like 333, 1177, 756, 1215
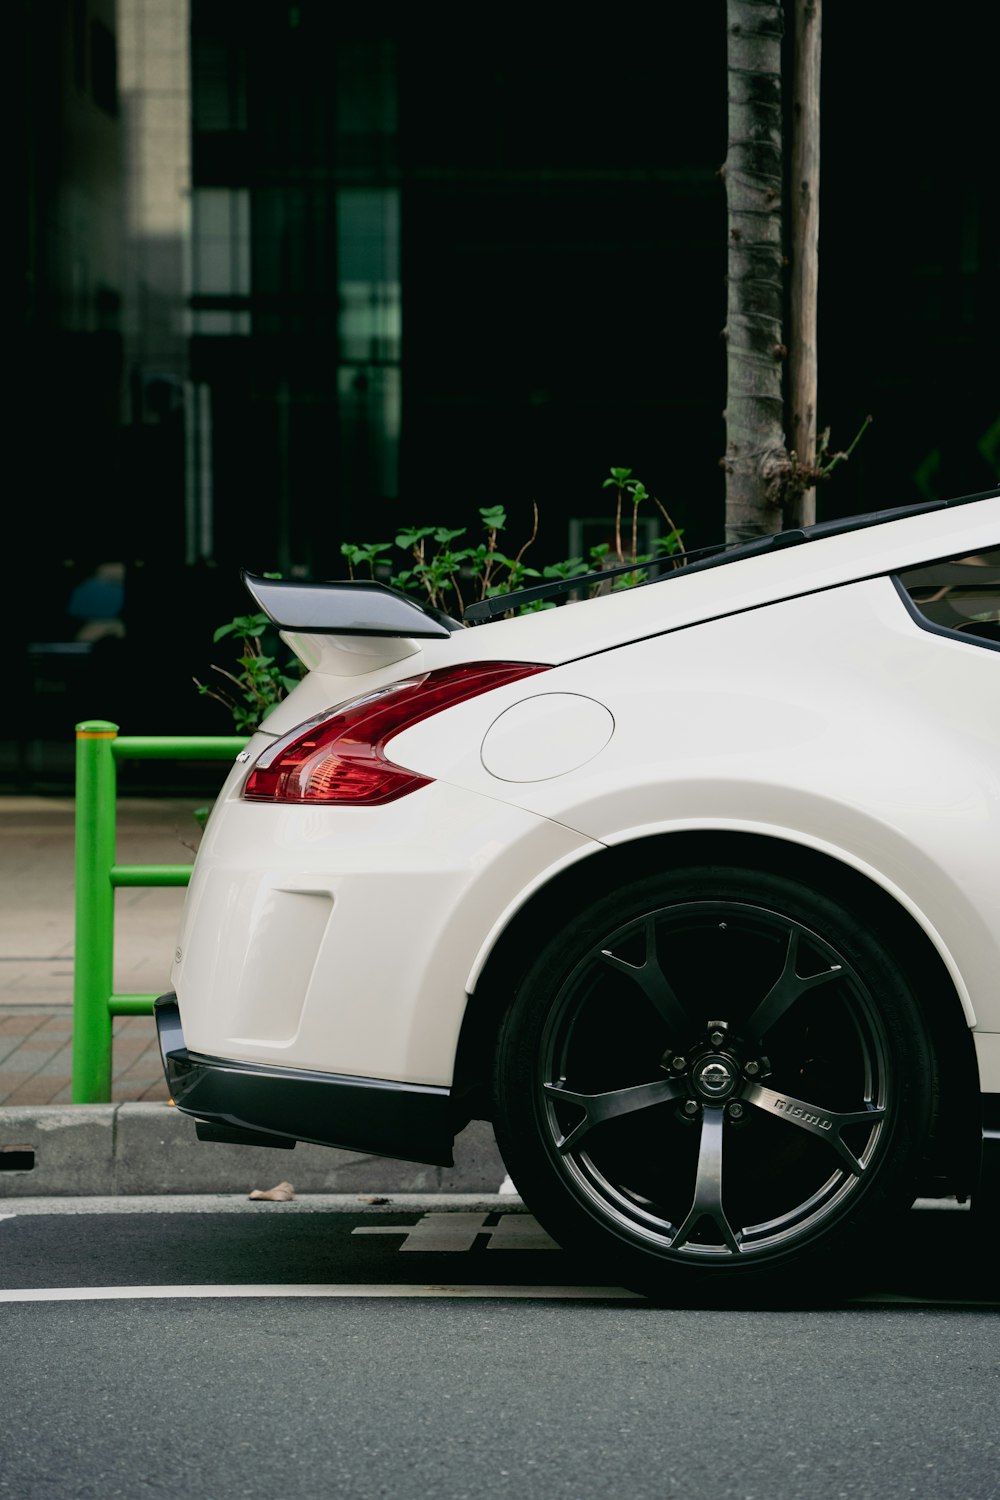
0, 1202, 994, 1309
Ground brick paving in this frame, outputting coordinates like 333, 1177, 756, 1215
0, 796, 208, 1106
0, 1011, 168, 1105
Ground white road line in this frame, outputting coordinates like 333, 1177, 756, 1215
351, 1211, 560, 1251
0, 1282, 992, 1308
353, 1211, 489, 1252
0, 1284, 643, 1304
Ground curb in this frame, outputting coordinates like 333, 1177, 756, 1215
0, 1105, 508, 1199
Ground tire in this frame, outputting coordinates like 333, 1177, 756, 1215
492, 864, 936, 1301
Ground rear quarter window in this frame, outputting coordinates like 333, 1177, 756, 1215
893, 548, 1000, 651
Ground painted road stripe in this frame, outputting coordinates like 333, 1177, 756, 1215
0, 1284, 995, 1307
352, 1211, 560, 1251
0, 1283, 641, 1304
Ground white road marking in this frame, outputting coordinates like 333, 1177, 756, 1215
0, 1214, 15, 1224
0, 1284, 642, 1304
487, 1215, 558, 1250
351, 1211, 559, 1252
355, 1211, 491, 1252
1, 1283, 994, 1307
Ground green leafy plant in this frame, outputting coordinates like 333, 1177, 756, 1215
342, 502, 546, 616
200, 471, 684, 732
342, 469, 685, 616
193, 587, 303, 735
600, 467, 686, 589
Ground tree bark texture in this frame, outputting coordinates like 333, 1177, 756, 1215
788, 0, 821, 527
724, 0, 788, 542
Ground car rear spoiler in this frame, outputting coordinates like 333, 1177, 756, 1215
242, 571, 462, 639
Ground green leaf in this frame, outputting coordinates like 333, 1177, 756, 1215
542, 558, 587, 579
611, 569, 648, 590
655, 529, 685, 555
341, 541, 393, 568
395, 526, 436, 548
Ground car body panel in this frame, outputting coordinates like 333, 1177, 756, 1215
393, 573, 1000, 1039
172, 780, 600, 1085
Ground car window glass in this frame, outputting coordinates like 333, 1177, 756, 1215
894, 548, 1000, 646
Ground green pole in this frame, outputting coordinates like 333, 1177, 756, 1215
72, 720, 119, 1102
113, 735, 249, 761
111, 864, 193, 887
108, 993, 159, 1016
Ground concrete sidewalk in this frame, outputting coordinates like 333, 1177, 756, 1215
0, 796, 508, 1197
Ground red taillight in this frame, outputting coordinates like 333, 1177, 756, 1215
242, 660, 549, 805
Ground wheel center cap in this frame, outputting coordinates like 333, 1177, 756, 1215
694, 1054, 737, 1100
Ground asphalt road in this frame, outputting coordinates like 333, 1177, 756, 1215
1, 1201, 997, 1500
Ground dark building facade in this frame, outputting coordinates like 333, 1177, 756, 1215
13, 2, 998, 788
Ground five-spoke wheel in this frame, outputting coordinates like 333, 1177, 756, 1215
493, 865, 935, 1295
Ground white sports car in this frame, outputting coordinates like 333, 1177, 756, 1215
157, 489, 1000, 1294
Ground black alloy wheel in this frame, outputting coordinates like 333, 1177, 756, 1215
492, 865, 936, 1300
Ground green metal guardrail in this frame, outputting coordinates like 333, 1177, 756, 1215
72, 719, 249, 1103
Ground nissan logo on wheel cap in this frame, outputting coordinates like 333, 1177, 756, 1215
695, 1056, 737, 1099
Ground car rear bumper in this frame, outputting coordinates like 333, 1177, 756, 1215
170, 783, 597, 1085
154, 994, 458, 1167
